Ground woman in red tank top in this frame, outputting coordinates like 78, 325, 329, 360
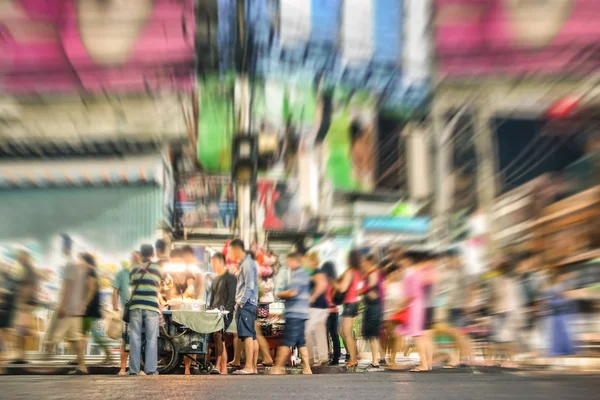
334, 249, 363, 367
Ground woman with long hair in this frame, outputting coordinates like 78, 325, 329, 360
398, 251, 428, 372
334, 249, 363, 368
358, 253, 384, 369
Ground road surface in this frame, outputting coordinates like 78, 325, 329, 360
0, 369, 597, 400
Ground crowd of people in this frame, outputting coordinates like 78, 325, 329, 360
0, 235, 583, 375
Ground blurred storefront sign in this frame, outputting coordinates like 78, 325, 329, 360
175, 175, 237, 232
0, 155, 165, 188
363, 216, 431, 234
0, 94, 189, 146
537, 185, 600, 266
435, 0, 600, 77
491, 176, 547, 249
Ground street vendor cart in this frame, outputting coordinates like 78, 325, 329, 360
152, 309, 228, 374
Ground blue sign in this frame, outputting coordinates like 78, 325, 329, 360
363, 217, 430, 234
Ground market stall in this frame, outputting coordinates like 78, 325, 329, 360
535, 185, 600, 354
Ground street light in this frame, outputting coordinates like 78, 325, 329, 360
231, 134, 257, 183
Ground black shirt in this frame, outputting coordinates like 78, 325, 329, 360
310, 268, 328, 309
85, 269, 102, 319
210, 271, 237, 314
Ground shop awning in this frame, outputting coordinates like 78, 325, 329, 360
0, 155, 165, 188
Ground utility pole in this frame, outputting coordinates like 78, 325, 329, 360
236, 0, 252, 246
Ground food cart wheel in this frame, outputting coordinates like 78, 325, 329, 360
197, 360, 214, 375
142, 334, 181, 375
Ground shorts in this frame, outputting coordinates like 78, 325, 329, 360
236, 303, 257, 340
424, 308, 435, 330
281, 317, 307, 348
341, 302, 359, 318
257, 304, 270, 319
362, 300, 382, 339
82, 316, 98, 335
50, 317, 83, 344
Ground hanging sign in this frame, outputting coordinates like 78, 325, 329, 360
363, 216, 430, 234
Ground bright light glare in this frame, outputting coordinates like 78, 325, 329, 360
163, 263, 187, 273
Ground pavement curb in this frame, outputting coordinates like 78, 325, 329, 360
517, 357, 600, 372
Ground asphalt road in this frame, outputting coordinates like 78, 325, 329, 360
0, 370, 597, 400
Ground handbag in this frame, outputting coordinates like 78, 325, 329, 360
389, 309, 408, 325
122, 265, 148, 323
105, 310, 123, 340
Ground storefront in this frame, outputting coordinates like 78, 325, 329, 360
0, 155, 172, 355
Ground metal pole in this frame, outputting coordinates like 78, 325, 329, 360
473, 101, 498, 257
432, 102, 450, 248
235, 0, 252, 246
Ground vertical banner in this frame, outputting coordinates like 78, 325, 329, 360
324, 90, 378, 192
404, 0, 431, 85
197, 76, 236, 173
280, 0, 311, 46
342, 0, 374, 65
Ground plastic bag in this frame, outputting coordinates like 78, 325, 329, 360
104, 310, 123, 340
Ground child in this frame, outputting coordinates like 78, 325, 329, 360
270, 252, 312, 375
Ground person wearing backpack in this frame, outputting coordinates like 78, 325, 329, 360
127, 244, 169, 376
80, 254, 111, 367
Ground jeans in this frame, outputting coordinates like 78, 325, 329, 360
129, 308, 160, 375
327, 312, 341, 362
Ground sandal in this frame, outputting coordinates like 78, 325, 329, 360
68, 368, 89, 375
232, 369, 254, 375
227, 362, 242, 369
443, 365, 458, 369
410, 367, 429, 372
345, 361, 358, 368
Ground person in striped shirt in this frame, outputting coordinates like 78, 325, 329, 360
128, 244, 169, 376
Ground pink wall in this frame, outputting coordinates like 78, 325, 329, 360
435, 0, 600, 77
1, 0, 195, 94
